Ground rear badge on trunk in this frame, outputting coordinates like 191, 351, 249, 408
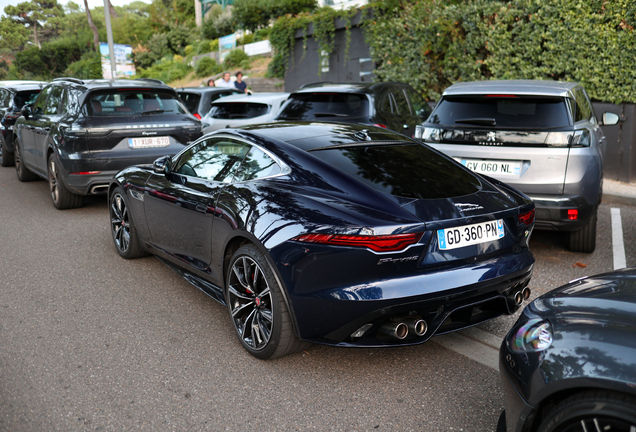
454, 203, 484, 212
377, 256, 419, 265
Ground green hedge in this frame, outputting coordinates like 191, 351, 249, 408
271, 0, 636, 103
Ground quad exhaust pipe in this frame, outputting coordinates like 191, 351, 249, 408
378, 318, 428, 340
509, 286, 532, 307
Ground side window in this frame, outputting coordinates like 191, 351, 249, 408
574, 88, 592, 122
43, 86, 64, 115
173, 138, 250, 183
392, 90, 410, 115
33, 87, 52, 114
0, 89, 9, 107
235, 147, 281, 182
378, 93, 393, 114
406, 89, 432, 121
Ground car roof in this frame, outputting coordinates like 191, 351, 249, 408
175, 87, 241, 94
0, 80, 47, 86
50, 78, 172, 91
443, 80, 580, 97
291, 82, 410, 95
211, 92, 290, 104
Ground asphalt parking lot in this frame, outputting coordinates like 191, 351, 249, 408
1, 166, 633, 431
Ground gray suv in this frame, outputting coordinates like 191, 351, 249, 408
415, 80, 619, 252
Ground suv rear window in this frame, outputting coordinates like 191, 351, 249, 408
178, 92, 201, 114
208, 102, 269, 119
14, 91, 41, 109
309, 143, 480, 199
277, 93, 370, 120
429, 96, 571, 129
88, 90, 187, 116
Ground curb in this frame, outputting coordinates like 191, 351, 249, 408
603, 192, 636, 207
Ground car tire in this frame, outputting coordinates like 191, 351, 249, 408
226, 244, 310, 359
48, 153, 83, 210
0, 137, 14, 167
537, 390, 636, 432
14, 137, 38, 182
568, 207, 597, 253
109, 186, 147, 259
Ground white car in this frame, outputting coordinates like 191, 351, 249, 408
201, 93, 290, 133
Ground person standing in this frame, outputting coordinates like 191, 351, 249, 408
217, 72, 233, 88
207, 78, 216, 87
234, 71, 247, 93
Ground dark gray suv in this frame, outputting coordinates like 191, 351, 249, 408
416, 80, 619, 252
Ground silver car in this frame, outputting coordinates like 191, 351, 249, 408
416, 80, 619, 252
201, 92, 289, 134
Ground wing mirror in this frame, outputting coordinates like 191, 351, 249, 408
601, 112, 621, 126
153, 155, 172, 174
21, 104, 33, 119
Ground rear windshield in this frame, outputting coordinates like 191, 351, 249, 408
14, 91, 41, 109
88, 90, 187, 116
277, 93, 370, 120
309, 143, 481, 199
429, 96, 571, 129
178, 92, 201, 114
208, 102, 269, 119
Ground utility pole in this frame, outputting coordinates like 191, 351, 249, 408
103, 0, 117, 79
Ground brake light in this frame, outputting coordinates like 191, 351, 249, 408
291, 232, 423, 252
518, 209, 535, 225
483, 95, 519, 98
193, 113, 201, 120
70, 171, 101, 175
374, 123, 387, 129
567, 209, 578, 220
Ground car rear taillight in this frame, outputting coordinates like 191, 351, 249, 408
193, 113, 201, 120
483, 94, 519, 98
518, 209, 535, 225
291, 232, 423, 252
374, 123, 387, 129
70, 171, 101, 175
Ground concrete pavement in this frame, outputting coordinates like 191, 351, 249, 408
603, 179, 636, 206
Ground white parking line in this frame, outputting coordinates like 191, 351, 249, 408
433, 329, 500, 371
611, 208, 627, 270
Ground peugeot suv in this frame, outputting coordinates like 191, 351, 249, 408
13, 78, 202, 209
416, 80, 619, 252
0, 81, 46, 167
275, 82, 432, 137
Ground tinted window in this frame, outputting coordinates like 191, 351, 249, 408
13, 90, 40, 110
429, 96, 571, 128
235, 147, 281, 182
406, 89, 432, 120
178, 92, 201, 114
44, 87, 64, 115
173, 138, 249, 182
88, 90, 187, 116
33, 87, 51, 114
392, 90, 410, 115
309, 143, 481, 199
277, 93, 370, 120
378, 93, 393, 114
574, 88, 592, 122
208, 102, 269, 120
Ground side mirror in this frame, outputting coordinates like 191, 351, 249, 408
601, 112, 620, 126
153, 155, 172, 174
21, 104, 33, 119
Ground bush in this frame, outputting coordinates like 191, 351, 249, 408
65, 51, 102, 79
195, 56, 222, 77
223, 49, 250, 69
137, 58, 192, 83
202, 6, 235, 40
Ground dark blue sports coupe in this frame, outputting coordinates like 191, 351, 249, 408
108, 122, 536, 359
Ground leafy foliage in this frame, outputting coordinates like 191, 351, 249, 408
136, 57, 192, 82
65, 50, 102, 79
223, 49, 250, 69
195, 56, 222, 77
202, 6, 236, 40
233, 0, 317, 33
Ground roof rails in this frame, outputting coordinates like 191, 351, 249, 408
52, 77, 85, 85
298, 82, 334, 89
134, 78, 165, 85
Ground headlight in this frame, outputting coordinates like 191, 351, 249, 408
509, 319, 553, 353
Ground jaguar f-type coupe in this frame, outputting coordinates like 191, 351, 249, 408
108, 122, 536, 359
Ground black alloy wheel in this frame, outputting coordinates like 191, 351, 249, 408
14, 137, 38, 182
0, 137, 14, 167
226, 244, 309, 359
109, 187, 146, 259
47, 153, 82, 209
538, 391, 636, 432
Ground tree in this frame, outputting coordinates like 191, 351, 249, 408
0, 16, 29, 50
4, 0, 65, 48
82, 0, 100, 50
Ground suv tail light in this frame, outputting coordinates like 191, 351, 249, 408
518, 209, 535, 225
374, 123, 387, 129
292, 232, 423, 252
193, 113, 201, 120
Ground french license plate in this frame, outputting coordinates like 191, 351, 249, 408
455, 158, 521, 176
437, 219, 505, 250
128, 136, 170, 149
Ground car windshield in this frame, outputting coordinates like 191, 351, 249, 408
277, 93, 370, 120
178, 92, 201, 114
308, 143, 481, 199
429, 96, 571, 129
13, 91, 40, 109
87, 90, 187, 116
208, 102, 270, 119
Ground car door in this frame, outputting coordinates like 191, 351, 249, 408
143, 136, 251, 281
19, 86, 51, 170
33, 85, 65, 172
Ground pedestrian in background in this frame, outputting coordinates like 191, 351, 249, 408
217, 72, 233, 88
234, 72, 247, 93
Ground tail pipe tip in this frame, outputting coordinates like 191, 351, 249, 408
379, 321, 409, 340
